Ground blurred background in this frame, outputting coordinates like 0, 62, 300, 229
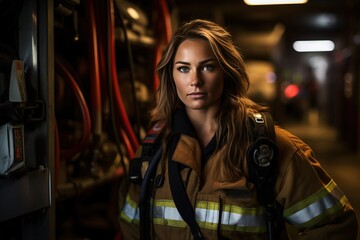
0, 0, 359, 239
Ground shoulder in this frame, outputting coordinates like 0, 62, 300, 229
274, 125, 317, 173
274, 125, 311, 157
273, 125, 331, 191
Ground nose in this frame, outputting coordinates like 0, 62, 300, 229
190, 71, 203, 87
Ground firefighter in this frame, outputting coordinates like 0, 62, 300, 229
119, 19, 357, 239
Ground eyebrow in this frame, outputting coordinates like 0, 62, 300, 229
174, 61, 190, 65
174, 58, 217, 65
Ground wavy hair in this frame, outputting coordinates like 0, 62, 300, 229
151, 19, 266, 177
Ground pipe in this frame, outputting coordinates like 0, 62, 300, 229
114, 0, 141, 140
55, 56, 92, 160
108, 0, 139, 157
159, 0, 173, 43
87, 0, 102, 138
153, 0, 173, 91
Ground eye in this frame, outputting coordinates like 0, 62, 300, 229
202, 64, 214, 71
177, 66, 190, 73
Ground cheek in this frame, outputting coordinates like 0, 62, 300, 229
175, 82, 186, 99
173, 73, 187, 93
211, 75, 225, 96
172, 72, 182, 90
216, 83, 224, 100
173, 77, 186, 99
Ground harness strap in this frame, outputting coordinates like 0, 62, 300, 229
168, 133, 204, 240
139, 147, 162, 240
247, 111, 283, 240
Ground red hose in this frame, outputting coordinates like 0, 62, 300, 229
119, 126, 135, 160
55, 57, 92, 160
153, 0, 173, 90
159, 0, 172, 43
153, 43, 162, 91
108, 0, 139, 158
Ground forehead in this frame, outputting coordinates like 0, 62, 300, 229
174, 39, 215, 60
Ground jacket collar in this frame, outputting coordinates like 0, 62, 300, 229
172, 108, 196, 138
170, 108, 217, 174
169, 108, 201, 173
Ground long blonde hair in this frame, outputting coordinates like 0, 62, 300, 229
151, 19, 266, 177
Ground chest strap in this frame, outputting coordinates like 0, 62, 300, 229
168, 133, 204, 240
139, 147, 162, 240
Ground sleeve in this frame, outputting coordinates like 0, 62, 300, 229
275, 128, 358, 240
118, 146, 143, 240
119, 181, 141, 240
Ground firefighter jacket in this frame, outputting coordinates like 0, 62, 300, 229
119, 109, 357, 240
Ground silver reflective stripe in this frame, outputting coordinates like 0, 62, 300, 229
195, 207, 219, 224
154, 204, 184, 221
285, 179, 347, 228
153, 200, 266, 232
153, 200, 187, 227
222, 210, 265, 228
286, 194, 336, 225
195, 208, 265, 228
120, 195, 140, 223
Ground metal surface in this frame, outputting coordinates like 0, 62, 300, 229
0, 168, 51, 222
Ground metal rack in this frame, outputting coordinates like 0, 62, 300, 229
0, 0, 55, 239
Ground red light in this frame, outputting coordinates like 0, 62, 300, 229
284, 84, 299, 99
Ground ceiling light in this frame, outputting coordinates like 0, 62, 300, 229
293, 40, 335, 52
244, 0, 307, 5
314, 14, 337, 28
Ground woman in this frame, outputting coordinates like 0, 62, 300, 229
119, 19, 357, 240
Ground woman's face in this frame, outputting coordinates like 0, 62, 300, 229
172, 39, 224, 113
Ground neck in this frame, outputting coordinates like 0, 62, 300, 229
186, 108, 218, 148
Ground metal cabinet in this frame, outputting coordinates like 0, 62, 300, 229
0, 0, 55, 239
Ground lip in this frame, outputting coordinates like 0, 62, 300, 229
187, 92, 207, 98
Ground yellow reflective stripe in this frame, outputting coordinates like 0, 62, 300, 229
153, 199, 266, 233
284, 180, 347, 228
153, 218, 187, 227
120, 194, 140, 223
196, 201, 220, 230
222, 202, 265, 215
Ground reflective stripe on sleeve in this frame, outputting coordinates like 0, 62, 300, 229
153, 199, 267, 233
120, 194, 140, 223
284, 179, 348, 229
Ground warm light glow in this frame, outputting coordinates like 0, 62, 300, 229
244, 0, 307, 5
127, 7, 140, 20
293, 40, 335, 52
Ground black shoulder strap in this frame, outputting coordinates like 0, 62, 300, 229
139, 147, 162, 240
247, 112, 284, 240
247, 112, 278, 205
130, 122, 165, 240
249, 112, 275, 142
129, 122, 165, 184
142, 121, 166, 156
168, 133, 204, 240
